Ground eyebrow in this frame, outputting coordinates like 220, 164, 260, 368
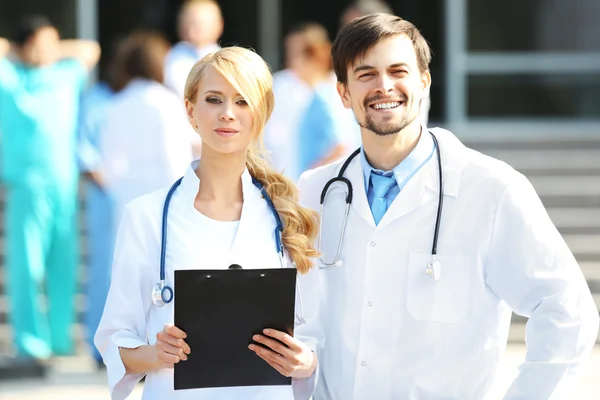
203, 90, 243, 96
353, 63, 411, 74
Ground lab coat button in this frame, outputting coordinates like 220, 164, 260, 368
370, 241, 376, 247
367, 301, 373, 307
361, 361, 367, 366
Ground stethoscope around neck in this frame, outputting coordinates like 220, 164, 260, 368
151, 176, 307, 326
318, 130, 444, 282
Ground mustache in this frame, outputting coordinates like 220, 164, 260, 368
363, 94, 407, 108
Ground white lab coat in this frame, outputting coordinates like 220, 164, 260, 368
95, 162, 323, 400
297, 128, 599, 400
100, 78, 193, 229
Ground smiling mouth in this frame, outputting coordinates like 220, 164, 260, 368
369, 101, 403, 110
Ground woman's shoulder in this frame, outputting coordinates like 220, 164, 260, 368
122, 187, 172, 230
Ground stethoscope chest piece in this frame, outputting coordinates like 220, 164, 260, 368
426, 259, 441, 282
152, 281, 173, 307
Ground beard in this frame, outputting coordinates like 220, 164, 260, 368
357, 94, 419, 137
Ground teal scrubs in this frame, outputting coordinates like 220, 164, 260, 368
0, 57, 87, 359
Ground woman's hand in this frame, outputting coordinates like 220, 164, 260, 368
155, 324, 191, 369
249, 329, 318, 379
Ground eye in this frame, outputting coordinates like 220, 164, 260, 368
359, 72, 375, 79
236, 99, 249, 106
393, 70, 408, 75
206, 97, 221, 104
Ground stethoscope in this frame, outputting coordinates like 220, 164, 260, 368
152, 176, 307, 326
318, 131, 444, 282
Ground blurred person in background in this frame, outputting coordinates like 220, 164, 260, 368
264, 22, 346, 181
0, 15, 100, 367
77, 38, 128, 368
340, 0, 430, 126
164, 0, 223, 99
99, 31, 193, 234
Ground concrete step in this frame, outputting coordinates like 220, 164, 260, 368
581, 262, 600, 281
541, 195, 600, 208
547, 208, 600, 229
480, 149, 600, 173
528, 176, 600, 197
564, 234, 600, 255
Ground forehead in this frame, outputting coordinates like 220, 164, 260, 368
351, 34, 418, 70
199, 65, 237, 91
183, 3, 220, 20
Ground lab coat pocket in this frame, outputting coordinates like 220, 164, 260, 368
406, 252, 470, 324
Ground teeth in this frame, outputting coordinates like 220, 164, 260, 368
374, 102, 400, 110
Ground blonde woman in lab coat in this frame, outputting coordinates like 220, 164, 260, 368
95, 47, 323, 400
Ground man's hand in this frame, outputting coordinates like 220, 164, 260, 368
249, 329, 318, 379
0, 38, 11, 59
58, 39, 100, 70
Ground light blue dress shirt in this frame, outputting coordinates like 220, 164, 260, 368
361, 130, 436, 223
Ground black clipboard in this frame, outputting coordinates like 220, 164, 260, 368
173, 268, 297, 390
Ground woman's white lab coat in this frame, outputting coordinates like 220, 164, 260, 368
99, 78, 193, 230
95, 162, 323, 400
297, 127, 599, 400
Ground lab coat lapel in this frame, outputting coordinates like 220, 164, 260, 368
377, 129, 465, 230
376, 163, 429, 229
346, 155, 377, 228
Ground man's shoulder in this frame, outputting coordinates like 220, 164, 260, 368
297, 158, 348, 208
432, 127, 520, 188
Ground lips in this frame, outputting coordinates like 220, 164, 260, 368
215, 128, 239, 137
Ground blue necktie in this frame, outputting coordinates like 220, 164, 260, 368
370, 172, 397, 225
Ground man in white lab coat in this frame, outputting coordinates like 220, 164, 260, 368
297, 13, 599, 400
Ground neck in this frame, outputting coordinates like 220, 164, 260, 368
362, 119, 422, 171
196, 148, 246, 204
190, 41, 214, 51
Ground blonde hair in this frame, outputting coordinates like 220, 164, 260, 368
184, 47, 319, 274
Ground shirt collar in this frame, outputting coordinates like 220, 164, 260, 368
360, 125, 435, 191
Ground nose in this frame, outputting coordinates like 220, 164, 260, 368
374, 74, 395, 94
219, 102, 236, 122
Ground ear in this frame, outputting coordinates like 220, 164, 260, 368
336, 81, 352, 109
185, 99, 197, 130
420, 70, 432, 99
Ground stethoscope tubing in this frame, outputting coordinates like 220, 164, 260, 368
154, 174, 306, 325
318, 131, 444, 268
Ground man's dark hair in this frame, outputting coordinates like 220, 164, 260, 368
121, 31, 171, 83
331, 13, 432, 85
15, 15, 54, 45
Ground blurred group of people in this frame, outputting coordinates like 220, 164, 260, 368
0, 0, 431, 371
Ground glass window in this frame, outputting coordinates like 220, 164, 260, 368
468, 73, 600, 118
468, 0, 600, 52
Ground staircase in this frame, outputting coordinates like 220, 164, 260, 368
464, 136, 600, 343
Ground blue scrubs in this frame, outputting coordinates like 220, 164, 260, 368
0, 57, 87, 359
77, 82, 115, 362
